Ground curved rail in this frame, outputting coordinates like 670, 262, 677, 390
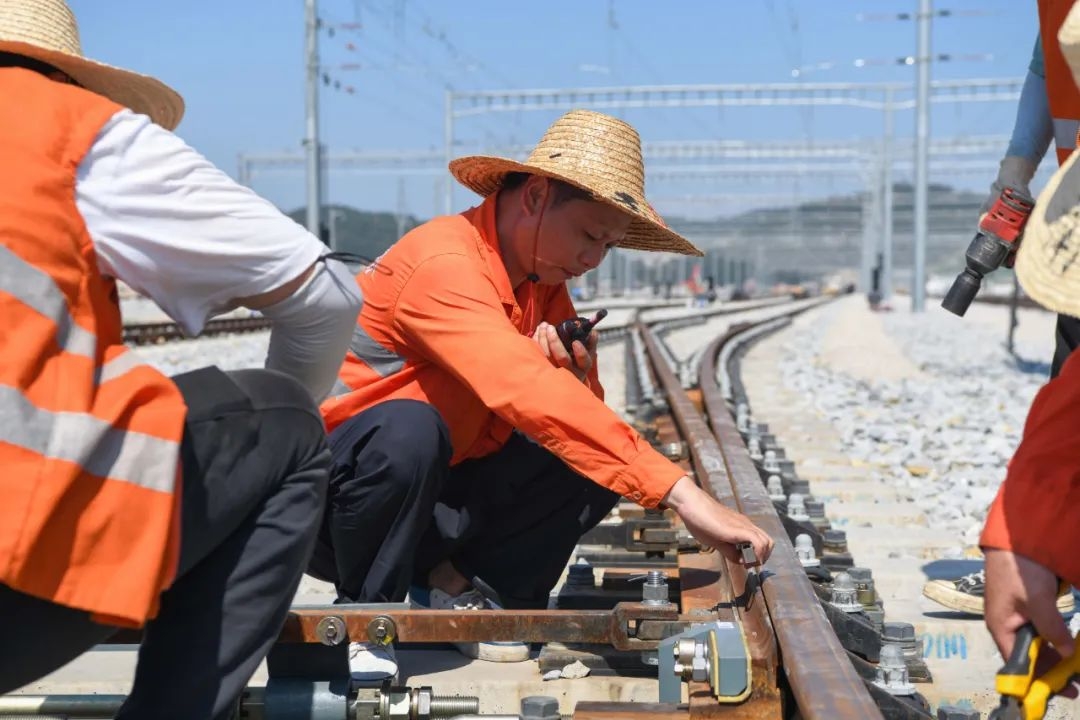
637, 298, 888, 719
698, 308, 884, 719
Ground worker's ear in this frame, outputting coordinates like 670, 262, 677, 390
522, 176, 549, 217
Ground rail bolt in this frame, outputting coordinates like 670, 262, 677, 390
672, 637, 711, 683
787, 493, 810, 522
367, 615, 397, 647
762, 450, 781, 474
766, 475, 786, 501
747, 436, 763, 462
794, 534, 820, 568
641, 570, 671, 606
315, 615, 347, 646
873, 643, 916, 695
829, 572, 863, 613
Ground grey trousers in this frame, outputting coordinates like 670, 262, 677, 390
0, 367, 330, 720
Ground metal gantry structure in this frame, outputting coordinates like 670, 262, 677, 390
252, 127, 1020, 298
439, 78, 1022, 307
296, 0, 1021, 308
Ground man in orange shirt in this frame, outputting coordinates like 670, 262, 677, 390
981, 0, 1080, 662
311, 110, 774, 678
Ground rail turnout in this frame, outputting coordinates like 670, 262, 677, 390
9, 294, 954, 720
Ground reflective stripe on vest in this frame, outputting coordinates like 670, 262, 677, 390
1, 244, 96, 359
348, 322, 405, 377
0, 384, 177, 490
1053, 118, 1080, 165
1, 245, 179, 492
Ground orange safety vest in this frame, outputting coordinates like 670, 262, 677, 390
1039, 0, 1080, 165
0, 68, 187, 628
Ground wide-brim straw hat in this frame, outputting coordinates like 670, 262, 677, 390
449, 109, 703, 256
1016, 5, 1080, 316
0, 0, 184, 129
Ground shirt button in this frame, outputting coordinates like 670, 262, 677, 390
630, 491, 643, 501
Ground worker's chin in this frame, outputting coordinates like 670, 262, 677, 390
533, 269, 571, 285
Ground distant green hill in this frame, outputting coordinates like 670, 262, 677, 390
287, 205, 425, 261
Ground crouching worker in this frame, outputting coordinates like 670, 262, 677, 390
0, 2, 362, 718
309, 109, 775, 679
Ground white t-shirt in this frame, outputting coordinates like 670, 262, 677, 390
75, 109, 325, 336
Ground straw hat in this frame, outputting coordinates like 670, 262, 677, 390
0, 0, 184, 129
449, 109, 703, 256
1015, 6, 1080, 316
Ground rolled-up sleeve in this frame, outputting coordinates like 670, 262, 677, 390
76, 109, 324, 336
393, 254, 682, 506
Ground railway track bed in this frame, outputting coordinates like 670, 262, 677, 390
10, 294, 1056, 720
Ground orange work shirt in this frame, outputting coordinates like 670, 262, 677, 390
981, 350, 1080, 587
321, 194, 684, 506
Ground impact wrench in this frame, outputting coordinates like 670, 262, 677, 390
941, 186, 1035, 317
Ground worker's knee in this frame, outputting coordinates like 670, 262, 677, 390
331, 399, 451, 503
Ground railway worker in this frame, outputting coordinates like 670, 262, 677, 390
923, 0, 1080, 618
981, 1, 1080, 663
310, 108, 775, 679
0, 1, 361, 718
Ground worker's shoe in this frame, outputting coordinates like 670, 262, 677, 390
922, 569, 1075, 615
410, 586, 531, 662
348, 641, 398, 681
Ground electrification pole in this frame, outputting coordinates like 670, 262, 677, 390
912, 0, 932, 311
304, 0, 322, 237
882, 87, 895, 303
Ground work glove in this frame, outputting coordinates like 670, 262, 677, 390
979, 155, 1038, 217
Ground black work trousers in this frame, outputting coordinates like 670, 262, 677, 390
0, 367, 330, 720
307, 399, 619, 609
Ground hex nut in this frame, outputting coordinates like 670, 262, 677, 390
883, 622, 916, 642
521, 695, 560, 720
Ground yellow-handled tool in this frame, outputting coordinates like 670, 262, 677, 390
988, 623, 1080, 719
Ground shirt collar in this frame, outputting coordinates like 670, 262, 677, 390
464, 193, 516, 306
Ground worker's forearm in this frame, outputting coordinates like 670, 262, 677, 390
1005, 70, 1053, 165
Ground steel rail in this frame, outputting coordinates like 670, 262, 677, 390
693, 305, 885, 719
639, 321, 782, 718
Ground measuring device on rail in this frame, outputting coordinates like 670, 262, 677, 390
988, 623, 1080, 719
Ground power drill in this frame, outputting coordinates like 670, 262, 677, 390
556, 309, 608, 358
941, 186, 1035, 317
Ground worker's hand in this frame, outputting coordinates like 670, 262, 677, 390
984, 548, 1074, 661
532, 321, 596, 383
662, 475, 773, 566
979, 156, 1037, 216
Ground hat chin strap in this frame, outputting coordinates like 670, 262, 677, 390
526, 189, 550, 284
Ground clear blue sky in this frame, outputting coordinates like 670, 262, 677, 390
71, 1, 1037, 219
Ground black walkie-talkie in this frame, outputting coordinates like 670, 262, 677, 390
556, 309, 607, 356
